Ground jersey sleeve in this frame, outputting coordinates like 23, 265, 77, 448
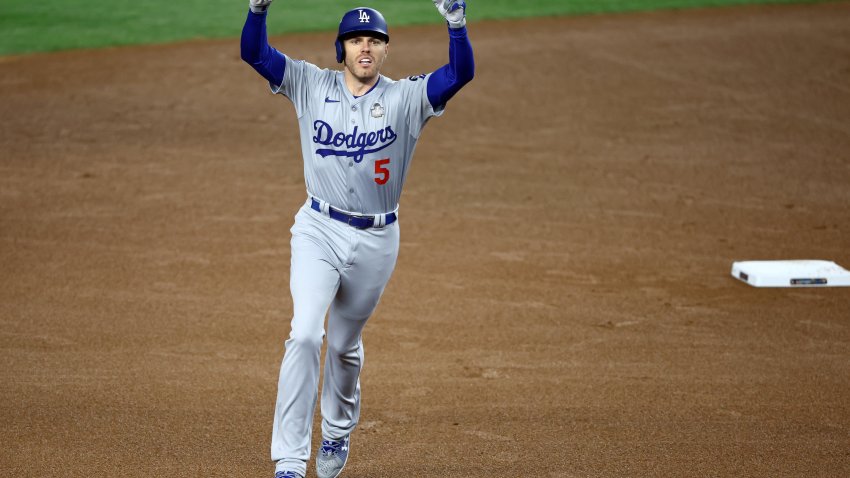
271, 56, 328, 118
400, 73, 445, 139
240, 11, 286, 87
426, 25, 475, 110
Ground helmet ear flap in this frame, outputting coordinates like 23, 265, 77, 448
335, 39, 344, 63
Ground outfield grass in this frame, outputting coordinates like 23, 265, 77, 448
0, 0, 828, 56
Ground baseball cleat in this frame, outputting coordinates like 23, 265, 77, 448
316, 434, 351, 478
274, 471, 303, 478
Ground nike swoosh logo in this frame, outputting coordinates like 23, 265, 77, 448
325, 97, 341, 103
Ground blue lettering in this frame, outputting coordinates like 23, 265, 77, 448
312, 120, 397, 163
312, 120, 332, 144
333, 131, 346, 147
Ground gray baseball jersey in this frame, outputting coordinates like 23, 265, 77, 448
273, 56, 443, 214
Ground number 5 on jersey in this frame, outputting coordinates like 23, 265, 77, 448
374, 158, 390, 185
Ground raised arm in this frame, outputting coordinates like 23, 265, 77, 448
427, 0, 475, 110
240, 0, 286, 88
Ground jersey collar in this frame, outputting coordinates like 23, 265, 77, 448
338, 74, 388, 105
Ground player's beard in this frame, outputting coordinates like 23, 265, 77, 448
345, 54, 385, 85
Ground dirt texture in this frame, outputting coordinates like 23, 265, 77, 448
2, 3, 850, 477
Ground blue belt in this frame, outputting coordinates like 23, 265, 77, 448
311, 198, 397, 229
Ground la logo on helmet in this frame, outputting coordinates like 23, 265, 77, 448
358, 10, 370, 23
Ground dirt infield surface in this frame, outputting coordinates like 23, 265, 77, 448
2, 3, 849, 477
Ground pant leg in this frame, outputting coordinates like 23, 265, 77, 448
271, 229, 341, 475
321, 223, 400, 439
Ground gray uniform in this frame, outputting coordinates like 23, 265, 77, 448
275, 56, 442, 214
270, 55, 443, 476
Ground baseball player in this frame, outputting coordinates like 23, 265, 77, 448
241, 1, 474, 477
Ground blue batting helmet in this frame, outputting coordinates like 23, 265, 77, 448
335, 7, 389, 63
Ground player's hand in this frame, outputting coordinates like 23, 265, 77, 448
249, 0, 273, 14
433, 0, 466, 29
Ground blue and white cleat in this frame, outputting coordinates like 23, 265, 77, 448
274, 471, 303, 478
316, 435, 351, 478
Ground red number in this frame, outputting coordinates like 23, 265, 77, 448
374, 158, 390, 185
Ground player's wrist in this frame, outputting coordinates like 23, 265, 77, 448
447, 17, 466, 29
249, 0, 273, 14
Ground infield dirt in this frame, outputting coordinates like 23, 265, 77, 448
2, 3, 849, 477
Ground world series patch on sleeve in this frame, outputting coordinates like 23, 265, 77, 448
731, 260, 850, 287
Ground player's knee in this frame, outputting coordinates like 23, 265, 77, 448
326, 337, 360, 362
286, 327, 324, 352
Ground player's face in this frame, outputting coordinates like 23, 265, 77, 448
343, 35, 389, 82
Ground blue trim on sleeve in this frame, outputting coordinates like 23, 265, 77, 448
426, 25, 475, 110
240, 10, 286, 89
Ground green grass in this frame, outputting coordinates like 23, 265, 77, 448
0, 0, 829, 56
